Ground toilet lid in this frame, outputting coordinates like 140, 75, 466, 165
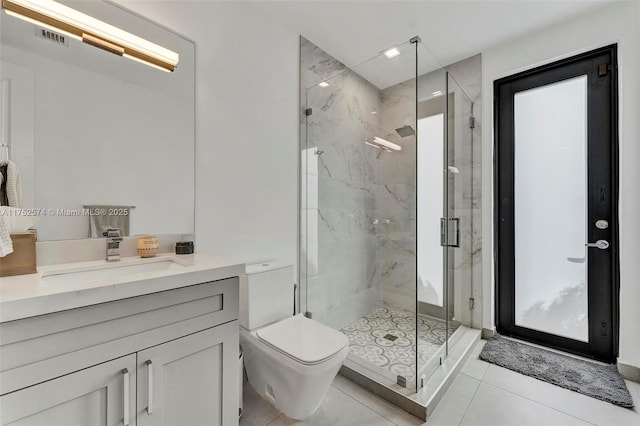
257, 314, 349, 365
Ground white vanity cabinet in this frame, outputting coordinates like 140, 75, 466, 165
0, 274, 240, 426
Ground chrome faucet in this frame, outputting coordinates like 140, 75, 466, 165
104, 228, 123, 262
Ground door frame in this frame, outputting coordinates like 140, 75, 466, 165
494, 45, 619, 363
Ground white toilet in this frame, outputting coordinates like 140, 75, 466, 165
239, 261, 349, 420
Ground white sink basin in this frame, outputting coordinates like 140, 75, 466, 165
41, 257, 187, 287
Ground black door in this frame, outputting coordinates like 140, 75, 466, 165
495, 45, 618, 362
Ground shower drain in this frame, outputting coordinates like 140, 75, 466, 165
383, 334, 398, 342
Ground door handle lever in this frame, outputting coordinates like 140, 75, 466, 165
586, 240, 609, 250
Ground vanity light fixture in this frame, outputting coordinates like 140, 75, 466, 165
1, 0, 179, 72
318, 81, 330, 88
383, 47, 400, 59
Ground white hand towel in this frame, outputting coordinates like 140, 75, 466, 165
0, 215, 13, 257
5, 160, 22, 208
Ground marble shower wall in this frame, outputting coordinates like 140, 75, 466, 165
300, 37, 384, 329
375, 79, 418, 312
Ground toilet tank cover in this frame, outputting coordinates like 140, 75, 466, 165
245, 261, 292, 275
257, 314, 349, 365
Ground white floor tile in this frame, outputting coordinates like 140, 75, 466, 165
241, 347, 639, 426
331, 375, 425, 426
427, 373, 480, 426
240, 380, 282, 426
460, 340, 490, 381
481, 364, 640, 426
626, 379, 640, 404
266, 386, 396, 426
460, 382, 593, 426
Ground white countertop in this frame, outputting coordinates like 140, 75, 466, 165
0, 253, 244, 322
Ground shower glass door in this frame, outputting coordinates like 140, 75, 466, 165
444, 72, 474, 354
414, 63, 475, 387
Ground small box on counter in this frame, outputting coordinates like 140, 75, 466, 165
176, 241, 194, 255
0, 231, 37, 277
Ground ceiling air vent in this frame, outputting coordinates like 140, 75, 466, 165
35, 27, 69, 47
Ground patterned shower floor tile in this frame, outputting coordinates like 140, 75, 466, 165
341, 305, 458, 384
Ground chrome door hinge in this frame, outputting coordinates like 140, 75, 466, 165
469, 116, 475, 129
305, 108, 312, 116
469, 297, 475, 310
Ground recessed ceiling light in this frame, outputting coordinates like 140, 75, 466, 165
371, 110, 377, 114
383, 48, 400, 59
432, 90, 443, 96
318, 81, 330, 88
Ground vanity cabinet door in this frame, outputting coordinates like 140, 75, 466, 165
136, 321, 239, 426
0, 354, 136, 426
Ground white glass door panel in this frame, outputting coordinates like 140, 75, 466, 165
514, 75, 588, 342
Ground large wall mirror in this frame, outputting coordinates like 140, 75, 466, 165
0, 0, 195, 241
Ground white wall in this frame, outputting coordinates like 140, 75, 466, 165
115, 1, 299, 270
481, 1, 640, 368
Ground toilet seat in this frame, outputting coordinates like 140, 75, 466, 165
257, 314, 349, 366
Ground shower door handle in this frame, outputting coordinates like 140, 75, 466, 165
586, 240, 609, 250
440, 218, 460, 247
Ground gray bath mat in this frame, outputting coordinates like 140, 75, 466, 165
479, 334, 634, 408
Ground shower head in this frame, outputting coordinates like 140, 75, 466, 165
395, 125, 415, 138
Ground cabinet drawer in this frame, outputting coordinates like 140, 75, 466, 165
0, 277, 238, 395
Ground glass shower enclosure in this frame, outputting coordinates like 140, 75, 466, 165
299, 36, 475, 397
